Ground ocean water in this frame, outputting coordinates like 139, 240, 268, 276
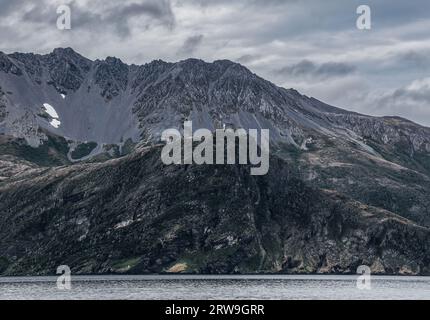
0, 275, 429, 300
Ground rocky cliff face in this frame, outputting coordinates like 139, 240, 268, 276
0, 87, 7, 123
0, 146, 429, 276
1, 48, 430, 154
0, 48, 430, 275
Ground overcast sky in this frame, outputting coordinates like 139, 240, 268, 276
1, 0, 430, 126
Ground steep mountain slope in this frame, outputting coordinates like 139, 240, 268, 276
1, 48, 430, 275
2, 48, 430, 155
0, 146, 429, 276
0, 48, 139, 149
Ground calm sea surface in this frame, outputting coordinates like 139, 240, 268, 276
0, 275, 429, 300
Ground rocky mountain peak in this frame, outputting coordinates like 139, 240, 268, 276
94, 57, 129, 99
104, 56, 125, 65
1, 48, 430, 160
51, 47, 87, 61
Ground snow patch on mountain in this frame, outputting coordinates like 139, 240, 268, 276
50, 119, 61, 128
43, 103, 59, 119
42, 103, 61, 128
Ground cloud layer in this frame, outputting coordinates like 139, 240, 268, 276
278, 60, 356, 80
1, 0, 430, 125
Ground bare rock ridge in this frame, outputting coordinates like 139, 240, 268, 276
0, 48, 430, 275
1, 47, 430, 153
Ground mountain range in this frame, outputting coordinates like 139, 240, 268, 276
0, 48, 429, 275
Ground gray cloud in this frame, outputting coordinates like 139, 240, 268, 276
1, 0, 175, 38
384, 79, 430, 104
0, 0, 27, 16
364, 78, 430, 125
178, 34, 204, 56
279, 60, 356, 80
71, 0, 175, 37
395, 51, 430, 69
236, 54, 261, 64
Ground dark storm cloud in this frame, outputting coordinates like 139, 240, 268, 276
184, 0, 296, 6
0, 0, 27, 16
391, 83, 430, 103
71, 0, 175, 37
236, 54, 260, 64
22, 4, 56, 24
1, 0, 175, 37
178, 34, 204, 56
365, 78, 430, 125
395, 51, 430, 69
279, 60, 356, 80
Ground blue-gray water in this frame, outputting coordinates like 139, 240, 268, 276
0, 275, 429, 300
